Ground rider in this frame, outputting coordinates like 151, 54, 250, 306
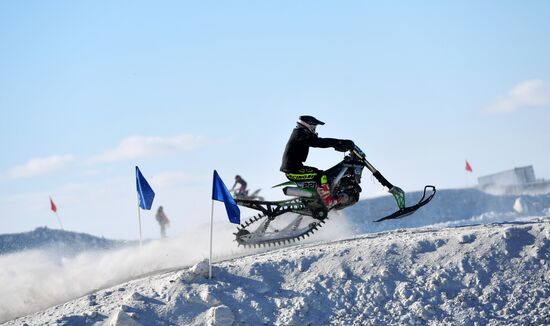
280, 115, 355, 207
231, 175, 248, 197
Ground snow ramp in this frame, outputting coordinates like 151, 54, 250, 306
5, 218, 549, 325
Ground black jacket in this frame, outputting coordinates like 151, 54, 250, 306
280, 125, 347, 172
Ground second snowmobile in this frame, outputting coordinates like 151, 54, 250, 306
233, 145, 436, 247
232, 188, 265, 201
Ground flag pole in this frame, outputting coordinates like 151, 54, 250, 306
209, 199, 214, 279
137, 193, 143, 247
135, 166, 155, 248
54, 211, 64, 230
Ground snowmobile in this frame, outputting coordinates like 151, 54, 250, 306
231, 188, 265, 201
233, 145, 436, 247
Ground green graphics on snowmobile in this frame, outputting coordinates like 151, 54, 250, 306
285, 172, 318, 181
389, 186, 406, 210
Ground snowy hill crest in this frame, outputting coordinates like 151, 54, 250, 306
5, 218, 549, 326
1, 188, 549, 325
0, 227, 124, 256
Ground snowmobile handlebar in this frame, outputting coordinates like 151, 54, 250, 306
352, 145, 406, 210
351, 145, 393, 188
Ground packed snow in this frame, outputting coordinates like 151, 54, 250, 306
3, 218, 549, 325
1, 188, 549, 325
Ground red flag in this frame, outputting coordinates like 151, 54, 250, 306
50, 197, 57, 213
465, 160, 473, 172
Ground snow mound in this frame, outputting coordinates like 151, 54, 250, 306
104, 308, 143, 326
7, 218, 549, 325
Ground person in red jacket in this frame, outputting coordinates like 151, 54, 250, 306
280, 115, 355, 208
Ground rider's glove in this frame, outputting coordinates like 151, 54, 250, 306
342, 140, 355, 150
335, 139, 355, 152
335, 145, 347, 152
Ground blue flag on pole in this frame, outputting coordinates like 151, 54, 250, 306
212, 170, 240, 224
135, 166, 155, 210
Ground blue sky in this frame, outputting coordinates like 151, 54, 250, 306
1, 1, 549, 239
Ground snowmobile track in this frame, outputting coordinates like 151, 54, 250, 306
234, 212, 328, 248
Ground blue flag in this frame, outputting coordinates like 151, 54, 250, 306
212, 170, 240, 224
135, 166, 155, 210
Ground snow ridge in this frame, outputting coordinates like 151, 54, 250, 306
6, 218, 549, 326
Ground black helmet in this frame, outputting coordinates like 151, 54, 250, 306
299, 115, 325, 125
297, 115, 324, 134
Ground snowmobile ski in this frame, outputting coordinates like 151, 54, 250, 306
374, 185, 436, 222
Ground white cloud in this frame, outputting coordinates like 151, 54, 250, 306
488, 79, 550, 113
6, 155, 75, 179
89, 134, 212, 164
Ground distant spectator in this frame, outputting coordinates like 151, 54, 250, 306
155, 206, 170, 238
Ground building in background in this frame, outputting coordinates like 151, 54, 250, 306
478, 165, 550, 195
